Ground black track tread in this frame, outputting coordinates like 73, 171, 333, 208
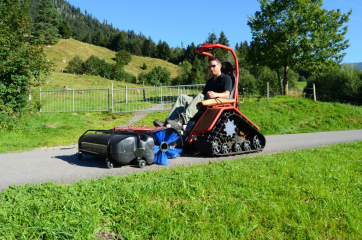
201, 110, 266, 156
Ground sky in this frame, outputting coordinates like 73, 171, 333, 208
66, 0, 362, 63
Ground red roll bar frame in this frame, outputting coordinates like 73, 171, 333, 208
195, 43, 239, 104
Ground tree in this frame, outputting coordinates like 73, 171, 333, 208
156, 41, 171, 60
115, 50, 132, 67
184, 43, 197, 64
142, 37, 153, 57
0, 0, 50, 113
188, 58, 205, 84
248, 0, 351, 94
214, 31, 230, 61
58, 18, 72, 39
92, 31, 105, 46
32, 0, 61, 45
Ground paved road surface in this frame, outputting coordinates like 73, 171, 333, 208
1, 130, 361, 192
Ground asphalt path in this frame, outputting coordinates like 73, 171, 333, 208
1, 130, 362, 192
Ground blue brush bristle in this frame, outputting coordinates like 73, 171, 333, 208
164, 131, 180, 144
153, 130, 165, 144
165, 148, 183, 159
153, 130, 183, 165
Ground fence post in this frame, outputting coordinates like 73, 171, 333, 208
108, 85, 110, 111
111, 82, 114, 112
40, 87, 42, 113
160, 86, 163, 109
125, 86, 128, 104
73, 87, 75, 112
143, 82, 146, 101
267, 82, 270, 102
29, 91, 32, 112
313, 84, 316, 101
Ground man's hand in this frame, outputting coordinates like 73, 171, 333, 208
206, 91, 230, 99
206, 91, 216, 99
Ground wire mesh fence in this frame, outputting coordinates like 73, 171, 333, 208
40, 88, 110, 112
40, 84, 205, 113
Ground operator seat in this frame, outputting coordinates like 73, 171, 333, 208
221, 61, 236, 99
190, 61, 236, 122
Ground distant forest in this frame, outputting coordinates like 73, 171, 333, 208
29, 0, 238, 65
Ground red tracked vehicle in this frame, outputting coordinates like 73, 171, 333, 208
182, 43, 266, 155
117, 43, 266, 156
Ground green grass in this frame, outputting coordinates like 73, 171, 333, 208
136, 96, 362, 135
297, 81, 307, 88
1, 96, 361, 153
0, 112, 133, 153
1, 141, 361, 239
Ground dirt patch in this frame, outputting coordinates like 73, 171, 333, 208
95, 231, 123, 240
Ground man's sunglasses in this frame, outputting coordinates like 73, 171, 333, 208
208, 64, 219, 69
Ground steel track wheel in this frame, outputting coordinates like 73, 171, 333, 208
211, 137, 222, 155
224, 119, 236, 137
221, 143, 230, 154
251, 135, 262, 149
233, 142, 242, 152
242, 141, 251, 151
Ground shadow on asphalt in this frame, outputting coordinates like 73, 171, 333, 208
54, 154, 109, 169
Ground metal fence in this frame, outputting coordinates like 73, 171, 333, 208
40, 84, 205, 113
39, 83, 317, 113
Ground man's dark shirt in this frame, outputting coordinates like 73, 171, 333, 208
202, 73, 233, 99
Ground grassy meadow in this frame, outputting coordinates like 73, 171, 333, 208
43, 38, 180, 80
1, 141, 361, 239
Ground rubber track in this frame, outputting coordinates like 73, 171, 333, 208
200, 110, 266, 156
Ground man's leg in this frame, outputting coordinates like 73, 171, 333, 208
167, 94, 194, 120
180, 93, 205, 123
154, 94, 193, 127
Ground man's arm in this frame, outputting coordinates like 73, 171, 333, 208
206, 90, 230, 99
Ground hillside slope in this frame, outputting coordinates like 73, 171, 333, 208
43, 38, 180, 80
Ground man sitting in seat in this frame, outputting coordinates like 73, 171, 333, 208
154, 56, 233, 130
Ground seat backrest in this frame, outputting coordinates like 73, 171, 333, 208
221, 61, 236, 99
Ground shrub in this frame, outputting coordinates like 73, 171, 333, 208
138, 66, 171, 86
115, 50, 132, 67
142, 63, 147, 70
306, 64, 362, 104
239, 68, 258, 94
83, 55, 113, 78
112, 67, 136, 83
65, 55, 84, 74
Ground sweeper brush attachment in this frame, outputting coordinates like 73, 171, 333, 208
77, 126, 183, 169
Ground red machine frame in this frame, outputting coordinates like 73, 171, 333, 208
185, 43, 260, 143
